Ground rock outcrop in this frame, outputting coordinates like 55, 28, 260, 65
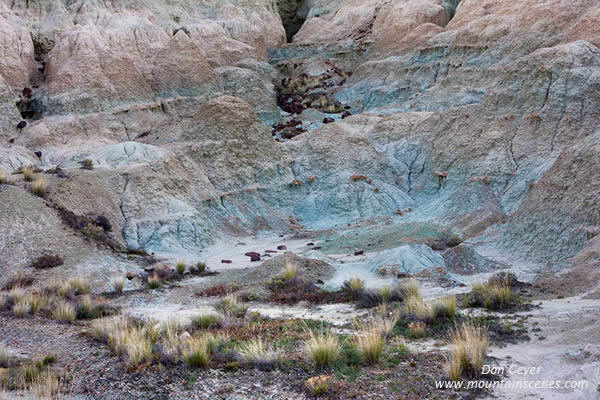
0, 0, 599, 289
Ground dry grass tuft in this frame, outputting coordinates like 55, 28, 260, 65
182, 337, 210, 368
408, 321, 426, 338
53, 301, 76, 323
191, 313, 222, 330
31, 369, 61, 399
357, 327, 385, 365
22, 167, 35, 182
305, 331, 341, 369
215, 296, 248, 319
0, 169, 11, 185
111, 277, 125, 294
468, 281, 519, 310
446, 324, 489, 381
0, 345, 10, 367
24, 294, 45, 314
32, 178, 48, 197
281, 261, 298, 281
91, 316, 153, 366
13, 299, 31, 317
401, 279, 421, 300
147, 273, 161, 289
238, 338, 282, 367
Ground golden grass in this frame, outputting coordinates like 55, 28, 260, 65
31, 370, 60, 400
91, 316, 154, 366
238, 338, 282, 366
305, 375, 331, 396
181, 337, 210, 368
68, 277, 91, 295
446, 324, 489, 381
432, 296, 457, 320
24, 294, 46, 314
111, 277, 125, 294
357, 328, 385, 365
53, 301, 76, 323
402, 279, 421, 300
0, 169, 11, 185
343, 277, 365, 295
32, 178, 48, 197
8, 285, 26, 302
22, 167, 35, 182
281, 260, 298, 281
305, 331, 341, 369
215, 296, 248, 319
405, 295, 434, 322
371, 307, 400, 339
12, 299, 31, 317
0, 294, 6, 308
408, 321, 426, 338
469, 281, 518, 310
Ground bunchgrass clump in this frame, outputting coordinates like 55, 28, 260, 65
238, 338, 282, 368
467, 281, 519, 311
53, 301, 76, 323
357, 328, 385, 365
182, 337, 210, 368
305, 375, 331, 396
0, 168, 10, 184
32, 177, 48, 197
446, 324, 489, 381
191, 313, 222, 330
69, 277, 91, 295
12, 299, 31, 317
408, 321, 426, 338
343, 277, 365, 295
176, 261, 187, 275
305, 331, 341, 369
147, 274, 161, 289
22, 167, 35, 182
215, 296, 248, 319
91, 316, 154, 366
405, 295, 434, 322
371, 307, 400, 339
112, 277, 125, 294
433, 296, 457, 320
31, 370, 61, 400
281, 261, 298, 281
24, 293, 45, 314
401, 279, 421, 300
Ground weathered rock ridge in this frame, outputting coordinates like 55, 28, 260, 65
1, 0, 599, 291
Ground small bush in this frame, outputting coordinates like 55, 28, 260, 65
190, 262, 207, 275
215, 296, 248, 319
176, 261, 187, 275
305, 375, 331, 396
147, 274, 161, 289
305, 332, 341, 369
238, 338, 282, 368
80, 158, 94, 170
54, 301, 76, 323
112, 277, 125, 294
30, 254, 64, 269
357, 329, 385, 365
22, 167, 35, 182
408, 321, 426, 338
191, 313, 222, 330
32, 177, 48, 197
182, 337, 210, 368
446, 324, 489, 381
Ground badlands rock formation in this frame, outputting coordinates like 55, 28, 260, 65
1, 0, 600, 398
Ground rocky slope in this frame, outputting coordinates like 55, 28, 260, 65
1, 0, 600, 399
